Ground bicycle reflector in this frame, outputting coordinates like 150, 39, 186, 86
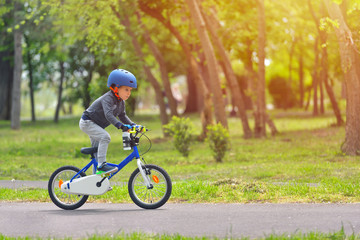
59, 179, 63, 188
152, 175, 159, 183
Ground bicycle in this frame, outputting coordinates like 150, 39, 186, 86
48, 126, 172, 210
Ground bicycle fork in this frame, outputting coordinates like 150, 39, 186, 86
136, 158, 153, 189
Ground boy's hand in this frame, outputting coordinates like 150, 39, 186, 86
120, 124, 132, 131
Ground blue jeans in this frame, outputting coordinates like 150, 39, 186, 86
79, 119, 111, 164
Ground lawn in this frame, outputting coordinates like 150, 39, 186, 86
1, 111, 360, 203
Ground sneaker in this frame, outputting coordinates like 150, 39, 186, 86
97, 162, 116, 173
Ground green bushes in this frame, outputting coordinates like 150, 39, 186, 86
268, 76, 297, 109
206, 123, 230, 162
164, 116, 194, 157
165, 117, 230, 161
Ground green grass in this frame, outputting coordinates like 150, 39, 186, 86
1, 228, 359, 239
2, 178, 360, 203
1, 111, 360, 203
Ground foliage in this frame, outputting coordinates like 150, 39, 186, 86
206, 123, 230, 162
1, 228, 359, 240
163, 116, 194, 157
268, 76, 297, 109
2, 112, 360, 204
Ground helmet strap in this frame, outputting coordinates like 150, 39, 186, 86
109, 86, 121, 100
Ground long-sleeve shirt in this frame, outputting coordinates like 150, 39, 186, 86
83, 91, 134, 129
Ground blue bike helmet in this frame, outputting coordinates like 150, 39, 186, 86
107, 69, 137, 89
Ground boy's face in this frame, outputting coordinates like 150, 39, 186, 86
117, 86, 132, 101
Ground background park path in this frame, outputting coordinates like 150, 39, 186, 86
1, 202, 360, 239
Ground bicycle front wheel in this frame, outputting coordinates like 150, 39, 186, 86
48, 166, 88, 210
128, 164, 172, 209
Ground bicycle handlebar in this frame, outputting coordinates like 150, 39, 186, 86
128, 125, 149, 136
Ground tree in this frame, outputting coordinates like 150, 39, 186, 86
139, 1, 214, 137
324, 0, 360, 155
136, 11, 178, 117
254, 0, 267, 137
199, 4, 252, 138
11, 0, 23, 130
309, 0, 343, 126
119, 13, 169, 128
186, 0, 228, 128
0, 0, 14, 121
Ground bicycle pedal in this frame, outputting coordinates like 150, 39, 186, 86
107, 186, 113, 192
96, 167, 118, 177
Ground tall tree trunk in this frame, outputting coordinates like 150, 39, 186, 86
319, 78, 325, 114
0, 2, 14, 121
309, 0, 344, 125
139, 2, 213, 136
24, 34, 36, 122
304, 87, 312, 111
11, 1, 23, 130
0, 45, 14, 120
136, 11, 178, 117
298, 41, 304, 108
200, 5, 252, 138
186, 0, 228, 128
54, 61, 64, 123
324, 0, 360, 155
255, 0, 267, 137
288, 39, 295, 84
184, 69, 199, 113
243, 38, 256, 107
312, 37, 319, 116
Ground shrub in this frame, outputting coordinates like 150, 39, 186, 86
164, 116, 194, 157
206, 123, 230, 162
268, 76, 297, 109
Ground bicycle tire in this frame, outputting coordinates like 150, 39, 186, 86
128, 164, 172, 209
48, 165, 88, 210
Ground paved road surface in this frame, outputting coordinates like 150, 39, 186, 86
1, 202, 359, 238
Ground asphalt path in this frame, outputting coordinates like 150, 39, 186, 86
1, 202, 360, 239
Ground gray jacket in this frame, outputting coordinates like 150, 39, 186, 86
83, 91, 134, 129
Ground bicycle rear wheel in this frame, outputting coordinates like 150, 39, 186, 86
48, 166, 88, 210
128, 164, 172, 209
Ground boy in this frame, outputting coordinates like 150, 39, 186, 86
79, 69, 137, 173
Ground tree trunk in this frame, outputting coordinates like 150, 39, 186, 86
11, 1, 23, 130
288, 39, 295, 84
255, 0, 267, 138
136, 11, 178, 117
305, 87, 312, 111
266, 114, 278, 136
0, 2, 14, 121
139, 2, 213, 136
24, 34, 36, 122
54, 61, 64, 123
184, 69, 199, 113
298, 43, 304, 108
324, 0, 360, 155
0, 45, 14, 120
321, 45, 343, 125
312, 37, 319, 116
243, 38, 257, 108
186, 0, 228, 128
200, 5, 252, 138
319, 78, 325, 114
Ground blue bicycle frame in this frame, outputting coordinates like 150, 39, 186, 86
70, 146, 141, 182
